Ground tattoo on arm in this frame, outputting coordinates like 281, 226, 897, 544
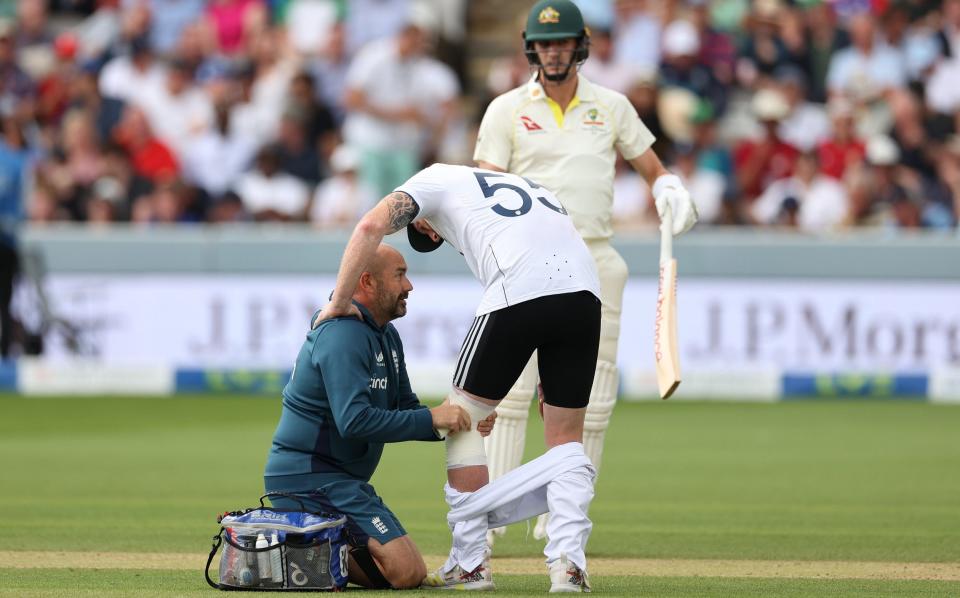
385, 191, 420, 233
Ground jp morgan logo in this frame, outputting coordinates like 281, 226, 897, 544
370, 377, 387, 390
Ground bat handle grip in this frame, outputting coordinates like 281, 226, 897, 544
660, 203, 673, 264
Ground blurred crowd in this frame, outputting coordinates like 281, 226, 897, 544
0, 0, 958, 232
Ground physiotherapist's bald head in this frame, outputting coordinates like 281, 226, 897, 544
354, 244, 414, 326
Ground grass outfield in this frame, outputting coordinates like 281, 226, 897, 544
1, 396, 958, 596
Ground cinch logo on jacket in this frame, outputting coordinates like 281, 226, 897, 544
370, 377, 388, 389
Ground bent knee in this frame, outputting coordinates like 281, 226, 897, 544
383, 561, 426, 589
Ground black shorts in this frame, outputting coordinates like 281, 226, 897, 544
452, 290, 601, 409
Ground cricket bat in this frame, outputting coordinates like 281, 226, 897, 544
654, 206, 681, 399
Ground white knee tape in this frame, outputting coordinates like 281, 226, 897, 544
583, 361, 618, 473
446, 389, 497, 470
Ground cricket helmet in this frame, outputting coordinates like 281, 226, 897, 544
523, 0, 590, 80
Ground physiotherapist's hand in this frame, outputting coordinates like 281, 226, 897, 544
653, 174, 699, 235
313, 302, 362, 328
477, 410, 498, 437
431, 400, 471, 437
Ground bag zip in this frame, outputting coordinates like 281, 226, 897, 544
221, 517, 347, 533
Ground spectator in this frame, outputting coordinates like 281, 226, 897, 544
342, 10, 458, 196
612, 0, 661, 72
936, 0, 960, 58
84, 175, 126, 224
30, 180, 69, 223
344, 0, 410, 55
751, 151, 850, 232
131, 180, 194, 224
73, 0, 124, 63
934, 135, 960, 226
734, 88, 800, 202
287, 71, 337, 155
624, 71, 668, 158
804, 0, 848, 103
228, 59, 274, 141
888, 89, 937, 181
660, 19, 727, 116
35, 33, 82, 127
205, 0, 267, 56
98, 35, 166, 105
308, 21, 351, 124
848, 134, 921, 228
101, 142, 152, 216
207, 190, 246, 223
240, 29, 300, 141
737, 0, 794, 86
112, 104, 178, 183
135, 56, 214, 158
826, 11, 907, 100
673, 142, 727, 225
580, 27, 637, 94
776, 66, 831, 152
689, 100, 735, 199
15, 0, 55, 80
816, 96, 865, 181
234, 145, 310, 221
690, 0, 736, 87
274, 106, 322, 186
925, 55, 960, 116
285, 0, 337, 55
68, 66, 125, 143
309, 144, 378, 228
0, 21, 37, 119
883, 2, 939, 83
129, 0, 206, 56
182, 103, 256, 199
0, 116, 28, 356
43, 108, 106, 218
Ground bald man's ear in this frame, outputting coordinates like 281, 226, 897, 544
357, 270, 377, 294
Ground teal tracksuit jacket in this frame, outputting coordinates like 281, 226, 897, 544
265, 301, 438, 483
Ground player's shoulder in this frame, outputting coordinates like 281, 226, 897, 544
312, 316, 374, 348
583, 77, 632, 109
486, 84, 531, 112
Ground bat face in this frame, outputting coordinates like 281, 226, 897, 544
655, 257, 681, 399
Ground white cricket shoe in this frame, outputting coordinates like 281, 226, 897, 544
421, 560, 494, 591
548, 554, 591, 593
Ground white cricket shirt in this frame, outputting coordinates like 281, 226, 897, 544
474, 75, 656, 241
397, 164, 601, 316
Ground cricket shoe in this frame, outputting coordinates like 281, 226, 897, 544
420, 560, 494, 591
548, 554, 591, 593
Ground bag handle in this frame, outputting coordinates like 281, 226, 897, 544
204, 530, 223, 589
260, 491, 307, 511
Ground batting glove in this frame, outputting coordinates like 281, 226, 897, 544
652, 174, 699, 235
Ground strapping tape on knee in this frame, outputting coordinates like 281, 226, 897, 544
446, 389, 496, 470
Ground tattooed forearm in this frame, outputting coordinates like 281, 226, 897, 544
385, 191, 420, 233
